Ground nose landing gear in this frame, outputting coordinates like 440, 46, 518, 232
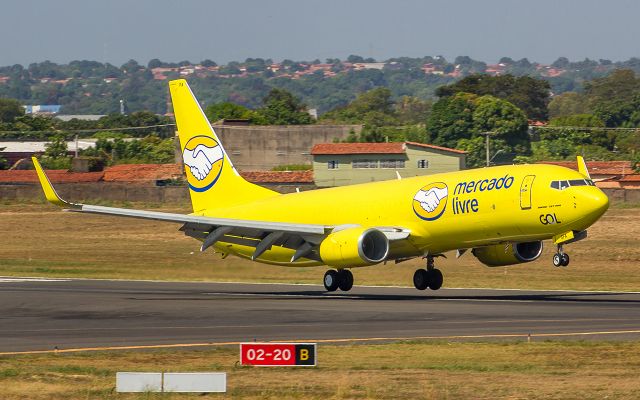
413, 255, 444, 291
553, 244, 570, 267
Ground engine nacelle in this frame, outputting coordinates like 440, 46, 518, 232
472, 241, 543, 267
319, 227, 389, 268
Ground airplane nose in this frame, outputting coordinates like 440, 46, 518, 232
586, 188, 609, 217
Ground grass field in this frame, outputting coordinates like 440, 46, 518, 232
2, 341, 640, 399
1, 202, 639, 291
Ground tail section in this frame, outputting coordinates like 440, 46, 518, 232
169, 79, 278, 212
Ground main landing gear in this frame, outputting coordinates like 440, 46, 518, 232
553, 244, 570, 267
413, 256, 443, 291
323, 269, 354, 292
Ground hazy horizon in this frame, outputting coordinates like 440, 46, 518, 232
1, 0, 638, 67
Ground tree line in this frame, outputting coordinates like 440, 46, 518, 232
1, 66, 640, 170
2, 56, 640, 115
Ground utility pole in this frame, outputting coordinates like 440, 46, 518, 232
480, 132, 493, 166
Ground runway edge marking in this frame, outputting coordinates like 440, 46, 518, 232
4, 329, 640, 356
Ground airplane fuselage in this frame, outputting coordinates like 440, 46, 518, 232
200, 163, 609, 266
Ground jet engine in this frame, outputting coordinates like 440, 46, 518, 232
472, 241, 543, 267
319, 227, 389, 267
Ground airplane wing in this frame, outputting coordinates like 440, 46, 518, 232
32, 158, 410, 262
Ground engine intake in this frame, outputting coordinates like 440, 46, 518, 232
473, 241, 543, 267
319, 227, 389, 267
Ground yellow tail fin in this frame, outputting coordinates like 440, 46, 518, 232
169, 79, 278, 212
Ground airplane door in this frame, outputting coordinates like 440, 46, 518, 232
520, 175, 535, 210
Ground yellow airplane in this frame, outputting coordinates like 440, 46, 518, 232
33, 79, 609, 292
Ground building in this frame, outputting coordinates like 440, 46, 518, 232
0, 139, 100, 166
23, 105, 61, 114
598, 174, 640, 189
311, 142, 466, 187
539, 161, 635, 181
210, 123, 362, 171
56, 115, 105, 122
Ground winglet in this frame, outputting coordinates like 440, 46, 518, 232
31, 157, 79, 208
577, 156, 591, 179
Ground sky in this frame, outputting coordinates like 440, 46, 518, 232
1, 0, 639, 67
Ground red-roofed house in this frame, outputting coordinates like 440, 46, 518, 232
539, 161, 634, 181
240, 170, 313, 185
311, 142, 466, 187
102, 164, 183, 183
0, 169, 104, 184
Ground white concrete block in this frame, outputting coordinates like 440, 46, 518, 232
116, 372, 162, 392
163, 372, 227, 393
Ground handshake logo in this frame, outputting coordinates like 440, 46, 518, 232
183, 144, 224, 181
182, 135, 225, 192
413, 182, 448, 221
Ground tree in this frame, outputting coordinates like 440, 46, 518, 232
584, 69, 640, 105
321, 87, 396, 124
0, 98, 24, 122
581, 70, 640, 127
147, 59, 163, 69
472, 95, 530, 155
255, 88, 313, 125
205, 102, 253, 122
0, 148, 8, 169
548, 92, 590, 118
426, 93, 477, 148
40, 133, 71, 169
396, 96, 432, 124
81, 135, 175, 165
427, 93, 530, 167
552, 57, 570, 69
120, 59, 143, 73
435, 74, 551, 120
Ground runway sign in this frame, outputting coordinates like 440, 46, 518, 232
240, 343, 316, 366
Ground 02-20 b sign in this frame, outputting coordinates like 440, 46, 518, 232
240, 343, 316, 366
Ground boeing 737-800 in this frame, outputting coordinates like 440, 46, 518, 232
33, 79, 609, 292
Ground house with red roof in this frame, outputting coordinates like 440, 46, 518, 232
539, 161, 635, 181
310, 142, 466, 187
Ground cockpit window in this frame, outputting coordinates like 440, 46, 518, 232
550, 179, 596, 190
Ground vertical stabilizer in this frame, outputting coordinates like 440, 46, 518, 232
577, 156, 591, 179
169, 79, 278, 212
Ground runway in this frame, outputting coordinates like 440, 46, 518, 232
2, 278, 640, 353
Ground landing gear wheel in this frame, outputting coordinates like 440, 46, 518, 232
561, 253, 570, 267
338, 269, 354, 291
413, 269, 430, 290
323, 270, 339, 292
552, 253, 562, 267
428, 269, 443, 290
